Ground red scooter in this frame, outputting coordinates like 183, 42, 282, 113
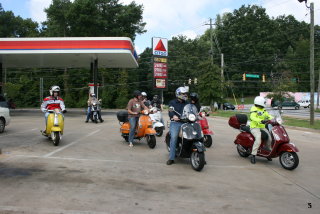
197, 111, 214, 148
228, 113, 299, 170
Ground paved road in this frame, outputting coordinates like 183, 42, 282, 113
0, 110, 319, 214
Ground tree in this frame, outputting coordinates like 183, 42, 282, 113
115, 69, 129, 108
42, 0, 146, 39
0, 3, 39, 37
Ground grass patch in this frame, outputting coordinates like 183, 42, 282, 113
211, 110, 320, 130
210, 110, 246, 118
283, 117, 320, 130
315, 109, 320, 113
225, 96, 255, 105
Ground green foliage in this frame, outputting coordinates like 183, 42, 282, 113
196, 61, 222, 105
0, 3, 39, 37
42, 0, 146, 38
115, 69, 130, 108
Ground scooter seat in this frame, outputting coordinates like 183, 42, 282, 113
240, 126, 269, 141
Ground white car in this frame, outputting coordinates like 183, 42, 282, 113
0, 106, 10, 133
298, 100, 310, 108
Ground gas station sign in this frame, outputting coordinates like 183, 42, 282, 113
153, 62, 167, 78
152, 37, 168, 89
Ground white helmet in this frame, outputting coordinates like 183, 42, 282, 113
141, 92, 147, 97
50, 85, 60, 96
175, 86, 188, 101
254, 96, 266, 107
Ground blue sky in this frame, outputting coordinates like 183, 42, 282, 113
1, 0, 319, 54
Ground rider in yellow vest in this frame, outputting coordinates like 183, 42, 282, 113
249, 96, 273, 164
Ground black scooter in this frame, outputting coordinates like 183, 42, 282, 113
165, 104, 206, 171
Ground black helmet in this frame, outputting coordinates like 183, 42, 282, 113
133, 90, 141, 98
190, 92, 199, 102
153, 95, 159, 101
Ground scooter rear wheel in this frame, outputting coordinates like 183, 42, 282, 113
279, 152, 299, 170
165, 133, 171, 152
204, 135, 213, 148
237, 144, 250, 157
156, 129, 163, 137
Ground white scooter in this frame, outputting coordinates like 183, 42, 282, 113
149, 107, 165, 137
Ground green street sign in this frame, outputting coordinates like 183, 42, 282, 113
246, 74, 260, 78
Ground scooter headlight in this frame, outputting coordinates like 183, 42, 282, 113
188, 114, 196, 122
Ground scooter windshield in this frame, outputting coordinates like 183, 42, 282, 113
269, 110, 283, 124
181, 104, 199, 120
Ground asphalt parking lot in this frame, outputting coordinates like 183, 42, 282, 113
0, 110, 319, 214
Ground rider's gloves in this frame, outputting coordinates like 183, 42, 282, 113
261, 119, 268, 124
62, 110, 67, 113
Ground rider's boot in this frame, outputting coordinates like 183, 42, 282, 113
250, 155, 256, 164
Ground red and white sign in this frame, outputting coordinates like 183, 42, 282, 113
152, 37, 168, 56
155, 79, 166, 88
153, 62, 167, 78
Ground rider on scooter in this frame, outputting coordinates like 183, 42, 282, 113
167, 86, 189, 165
151, 95, 163, 111
151, 95, 164, 124
141, 92, 151, 108
85, 93, 104, 123
249, 96, 273, 164
41, 86, 66, 130
190, 92, 201, 113
127, 90, 149, 147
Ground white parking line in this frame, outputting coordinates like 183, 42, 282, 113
43, 129, 101, 158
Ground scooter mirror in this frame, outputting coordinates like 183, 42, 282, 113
169, 106, 174, 112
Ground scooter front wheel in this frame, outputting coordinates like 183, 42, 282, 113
191, 152, 205, 171
52, 132, 60, 146
147, 135, 156, 149
279, 152, 299, 170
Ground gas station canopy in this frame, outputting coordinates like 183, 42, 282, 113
0, 37, 138, 68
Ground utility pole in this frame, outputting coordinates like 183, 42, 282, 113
317, 67, 320, 109
205, 18, 214, 65
298, 0, 315, 125
221, 53, 224, 102
310, 1, 315, 125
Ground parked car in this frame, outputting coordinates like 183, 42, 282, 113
223, 102, 235, 110
0, 106, 10, 133
271, 99, 300, 110
0, 95, 8, 108
298, 100, 310, 108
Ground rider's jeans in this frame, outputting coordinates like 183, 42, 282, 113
251, 128, 272, 155
86, 107, 91, 121
169, 121, 183, 160
129, 117, 139, 143
45, 112, 50, 126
